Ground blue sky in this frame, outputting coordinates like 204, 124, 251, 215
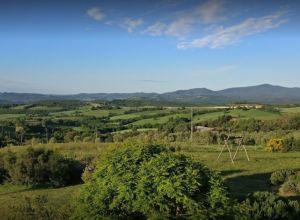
0, 0, 299, 94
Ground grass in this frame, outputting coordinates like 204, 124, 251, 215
110, 113, 141, 120
0, 184, 80, 218
110, 109, 175, 121
81, 109, 110, 117
193, 109, 281, 122
29, 106, 63, 111
131, 113, 189, 126
281, 107, 300, 114
184, 145, 300, 198
112, 128, 158, 134
228, 109, 281, 120
0, 142, 300, 218
194, 111, 225, 122
0, 104, 299, 218
0, 114, 25, 121
50, 110, 80, 116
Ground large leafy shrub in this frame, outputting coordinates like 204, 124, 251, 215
280, 171, 300, 196
3, 147, 82, 187
270, 169, 300, 197
239, 191, 300, 220
270, 169, 296, 186
72, 144, 230, 219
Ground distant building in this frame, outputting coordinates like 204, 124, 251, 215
195, 126, 214, 132
229, 104, 263, 109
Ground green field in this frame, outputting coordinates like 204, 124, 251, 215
131, 113, 189, 126
0, 102, 300, 219
0, 114, 25, 121
281, 107, 300, 114
110, 109, 171, 120
0, 143, 300, 218
194, 109, 281, 122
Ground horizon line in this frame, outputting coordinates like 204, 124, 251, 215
0, 83, 299, 96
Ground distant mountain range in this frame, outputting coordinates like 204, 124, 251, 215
1, 84, 300, 105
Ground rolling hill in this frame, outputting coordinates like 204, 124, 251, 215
0, 84, 300, 105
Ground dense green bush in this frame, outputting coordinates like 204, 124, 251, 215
2, 148, 83, 187
239, 191, 300, 220
280, 171, 300, 196
72, 144, 230, 219
270, 169, 296, 186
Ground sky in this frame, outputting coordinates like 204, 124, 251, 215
0, 0, 300, 94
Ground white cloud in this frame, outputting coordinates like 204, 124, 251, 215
178, 11, 288, 49
143, 22, 167, 36
197, 0, 225, 23
121, 17, 143, 32
165, 0, 225, 37
166, 17, 194, 37
87, 7, 106, 21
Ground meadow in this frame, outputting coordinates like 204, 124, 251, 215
0, 102, 300, 219
1, 143, 300, 218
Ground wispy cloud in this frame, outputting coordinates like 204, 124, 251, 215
178, 10, 288, 49
165, 0, 225, 37
87, 7, 106, 21
166, 17, 194, 37
198, 0, 225, 23
121, 17, 143, 32
143, 22, 167, 36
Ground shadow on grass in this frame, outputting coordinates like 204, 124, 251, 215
220, 169, 246, 177
225, 172, 272, 200
0, 183, 83, 197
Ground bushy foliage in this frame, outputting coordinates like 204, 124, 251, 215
265, 139, 284, 152
279, 171, 300, 196
239, 191, 300, 220
270, 169, 297, 186
2, 147, 82, 187
72, 144, 230, 219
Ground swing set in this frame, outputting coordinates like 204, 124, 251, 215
216, 133, 250, 163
